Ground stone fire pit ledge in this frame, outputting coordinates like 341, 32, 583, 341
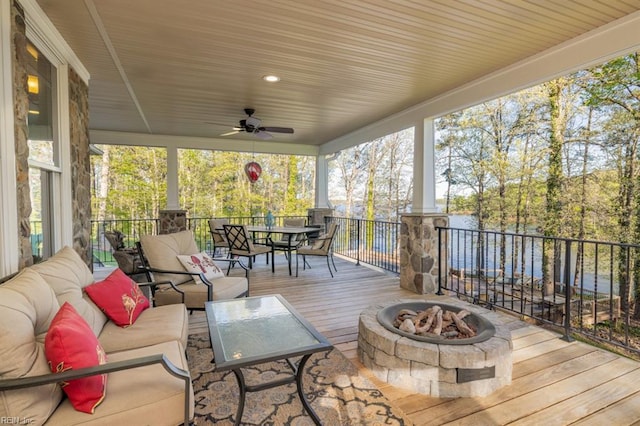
358, 297, 513, 398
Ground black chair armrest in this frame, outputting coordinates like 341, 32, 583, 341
0, 354, 192, 426
308, 235, 331, 244
136, 280, 172, 288
135, 272, 205, 304
141, 267, 211, 287
135, 280, 185, 305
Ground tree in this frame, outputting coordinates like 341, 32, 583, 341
542, 78, 570, 296
582, 53, 640, 318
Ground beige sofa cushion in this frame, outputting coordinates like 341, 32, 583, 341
0, 269, 63, 424
140, 230, 200, 285
31, 246, 108, 336
45, 340, 193, 425
98, 304, 189, 354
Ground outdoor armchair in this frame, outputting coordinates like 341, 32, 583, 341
296, 222, 339, 278
137, 230, 249, 311
104, 230, 146, 281
208, 218, 230, 256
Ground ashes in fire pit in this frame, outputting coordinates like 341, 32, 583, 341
377, 301, 496, 345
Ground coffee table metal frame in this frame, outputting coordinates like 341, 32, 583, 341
204, 294, 332, 425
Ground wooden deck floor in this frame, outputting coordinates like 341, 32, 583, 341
188, 254, 640, 425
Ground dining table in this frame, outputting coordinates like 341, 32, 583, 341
217, 224, 320, 275
245, 225, 320, 275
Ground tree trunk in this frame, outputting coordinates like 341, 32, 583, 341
543, 79, 566, 296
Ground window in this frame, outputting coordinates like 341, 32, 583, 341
27, 40, 59, 262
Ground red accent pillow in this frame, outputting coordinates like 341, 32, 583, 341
45, 302, 107, 414
85, 268, 150, 327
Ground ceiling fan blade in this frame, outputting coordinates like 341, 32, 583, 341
253, 130, 273, 140
260, 126, 294, 134
220, 130, 240, 136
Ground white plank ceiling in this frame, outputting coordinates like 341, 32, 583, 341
34, 0, 640, 148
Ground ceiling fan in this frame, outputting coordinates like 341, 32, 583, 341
219, 108, 294, 140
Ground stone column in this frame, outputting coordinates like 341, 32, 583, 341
307, 207, 334, 227
11, 1, 32, 269
159, 209, 187, 234
400, 213, 448, 294
69, 67, 92, 266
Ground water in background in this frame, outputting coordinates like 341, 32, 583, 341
446, 214, 617, 294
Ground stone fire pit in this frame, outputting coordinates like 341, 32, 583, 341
358, 299, 512, 398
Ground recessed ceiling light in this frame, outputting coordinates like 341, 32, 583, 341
262, 75, 280, 82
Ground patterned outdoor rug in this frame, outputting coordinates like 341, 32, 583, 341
187, 332, 413, 425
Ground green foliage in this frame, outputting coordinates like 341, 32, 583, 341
437, 52, 640, 248
92, 148, 314, 220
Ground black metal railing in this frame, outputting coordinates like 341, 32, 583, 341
89, 217, 640, 353
91, 215, 309, 267
328, 216, 401, 273
90, 215, 402, 273
92, 219, 160, 266
438, 226, 639, 355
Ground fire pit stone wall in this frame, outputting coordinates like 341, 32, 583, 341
358, 298, 513, 398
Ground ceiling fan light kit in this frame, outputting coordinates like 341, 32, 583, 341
218, 108, 294, 139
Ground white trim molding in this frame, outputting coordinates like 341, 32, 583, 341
90, 130, 320, 156
0, 1, 19, 275
19, 0, 89, 83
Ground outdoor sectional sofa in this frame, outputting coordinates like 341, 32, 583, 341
0, 246, 193, 425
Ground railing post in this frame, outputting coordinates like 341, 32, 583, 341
356, 219, 361, 266
561, 239, 574, 342
436, 227, 444, 295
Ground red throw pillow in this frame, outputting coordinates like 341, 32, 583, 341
45, 302, 107, 414
85, 268, 150, 327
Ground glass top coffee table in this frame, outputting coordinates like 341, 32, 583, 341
204, 294, 333, 425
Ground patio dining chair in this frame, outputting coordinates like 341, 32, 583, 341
270, 218, 307, 257
224, 224, 274, 272
269, 218, 309, 275
137, 230, 249, 311
295, 222, 339, 278
208, 218, 230, 256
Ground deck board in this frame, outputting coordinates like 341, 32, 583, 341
187, 254, 640, 425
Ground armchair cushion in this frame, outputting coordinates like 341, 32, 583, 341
139, 230, 200, 285
0, 269, 63, 424
45, 302, 107, 414
312, 233, 328, 249
176, 252, 225, 284
85, 269, 150, 327
154, 282, 210, 308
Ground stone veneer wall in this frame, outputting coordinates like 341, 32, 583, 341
10, 0, 92, 268
11, 1, 32, 269
159, 210, 187, 234
307, 207, 333, 228
400, 213, 449, 294
68, 68, 91, 265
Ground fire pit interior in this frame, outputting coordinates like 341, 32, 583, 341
377, 302, 496, 345
358, 299, 512, 398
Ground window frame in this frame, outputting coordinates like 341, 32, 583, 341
25, 24, 72, 262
